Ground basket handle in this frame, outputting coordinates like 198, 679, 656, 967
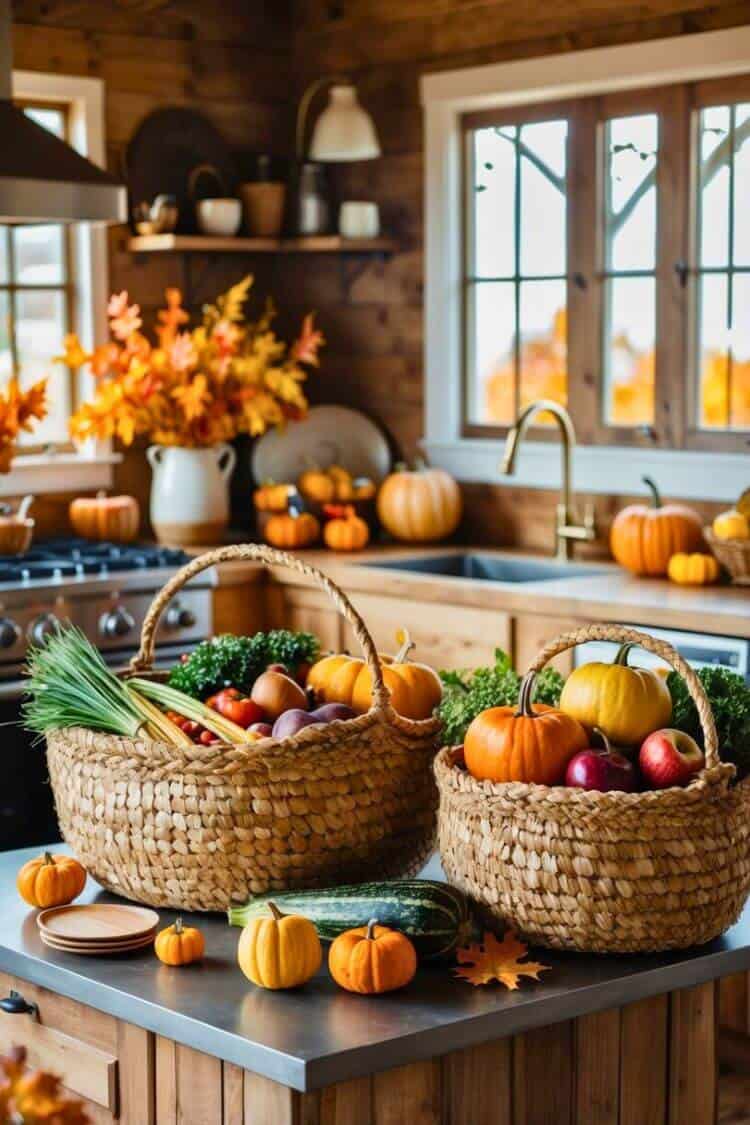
128, 543, 391, 713
526, 623, 721, 769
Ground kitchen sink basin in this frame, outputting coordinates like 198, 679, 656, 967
361, 553, 607, 583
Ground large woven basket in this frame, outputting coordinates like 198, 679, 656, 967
46, 544, 442, 912
705, 526, 750, 584
435, 623, 750, 953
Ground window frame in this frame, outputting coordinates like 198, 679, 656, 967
421, 26, 750, 502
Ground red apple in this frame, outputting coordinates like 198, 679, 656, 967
247, 721, 273, 738
639, 728, 704, 789
565, 746, 636, 792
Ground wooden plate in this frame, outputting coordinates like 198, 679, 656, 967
38, 904, 160, 942
38, 927, 157, 950
40, 932, 154, 957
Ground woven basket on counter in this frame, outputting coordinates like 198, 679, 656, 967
705, 526, 750, 585
435, 623, 750, 954
46, 544, 442, 912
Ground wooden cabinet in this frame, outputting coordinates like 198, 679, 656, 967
513, 613, 587, 676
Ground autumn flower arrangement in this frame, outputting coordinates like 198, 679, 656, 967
0, 377, 48, 472
0, 1045, 89, 1123
60, 276, 323, 448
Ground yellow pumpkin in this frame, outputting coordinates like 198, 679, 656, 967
17, 852, 86, 909
307, 629, 442, 720
559, 643, 672, 745
69, 491, 140, 543
376, 464, 462, 543
328, 464, 354, 501
667, 552, 721, 586
253, 482, 292, 513
264, 510, 320, 549
238, 901, 321, 990
154, 917, 205, 966
713, 508, 750, 541
298, 468, 335, 505
323, 505, 370, 551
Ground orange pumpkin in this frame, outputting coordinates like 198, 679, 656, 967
69, 491, 140, 543
17, 852, 86, 909
154, 917, 205, 966
667, 552, 721, 586
376, 464, 462, 543
298, 468, 335, 505
328, 919, 417, 994
323, 505, 370, 551
307, 629, 442, 720
253, 482, 292, 513
264, 510, 320, 549
610, 476, 703, 576
464, 672, 588, 785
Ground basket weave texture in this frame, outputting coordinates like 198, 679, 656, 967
705, 526, 750, 585
435, 624, 750, 953
47, 544, 442, 912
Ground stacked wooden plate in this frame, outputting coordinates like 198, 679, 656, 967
37, 904, 159, 956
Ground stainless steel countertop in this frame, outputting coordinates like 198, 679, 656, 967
2, 845, 750, 1091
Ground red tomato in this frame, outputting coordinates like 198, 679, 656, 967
209, 688, 264, 727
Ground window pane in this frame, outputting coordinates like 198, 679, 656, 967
519, 279, 567, 413
12, 225, 65, 285
730, 273, 750, 429
697, 272, 729, 430
471, 127, 516, 278
698, 104, 731, 268
467, 282, 516, 425
23, 106, 65, 138
605, 113, 659, 271
0, 294, 11, 382
604, 276, 655, 426
0, 230, 8, 285
14, 290, 69, 446
733, 103, 750, 266
519, 119, 567, 277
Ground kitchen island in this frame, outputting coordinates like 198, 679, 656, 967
0, 847, 746, 1124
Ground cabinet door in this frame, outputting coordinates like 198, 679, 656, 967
265, 583, 343, 652
513, 614, 586, 677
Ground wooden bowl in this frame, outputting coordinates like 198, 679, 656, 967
0, 518, 34, 555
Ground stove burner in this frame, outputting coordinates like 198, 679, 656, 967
0, 539, 191, 583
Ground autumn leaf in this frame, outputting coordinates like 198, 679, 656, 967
454, 930, 549, 990
291, 313, 325, 366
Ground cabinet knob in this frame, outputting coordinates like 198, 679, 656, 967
28, 613, 60, 646
165, 602, 196, 630
0, 618, 20, 649
100, 606, 135, 639
0, 990, 38, 1019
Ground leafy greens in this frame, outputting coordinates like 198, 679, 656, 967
667, 667, 750, 779
167, 630, 320, 700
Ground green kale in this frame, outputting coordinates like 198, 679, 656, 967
168, 631, 320, 700
667, 666, 750, 779
438, 649, 564, 745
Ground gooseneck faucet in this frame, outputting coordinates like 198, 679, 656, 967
500, 400, 597, 561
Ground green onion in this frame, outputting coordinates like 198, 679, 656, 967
127, 678, 251, 743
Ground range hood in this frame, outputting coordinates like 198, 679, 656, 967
0, 0, 126, 223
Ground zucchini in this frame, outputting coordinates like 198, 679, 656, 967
228, 879, 472, 960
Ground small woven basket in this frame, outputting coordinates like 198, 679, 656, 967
435, 623, 750, 953
46, 544, 442, 912
705, 526, 750, 585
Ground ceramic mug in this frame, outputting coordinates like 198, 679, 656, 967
338, 201, 380, 239
196, 198, 242, 237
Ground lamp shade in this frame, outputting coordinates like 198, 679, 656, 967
309, 85, 380, 162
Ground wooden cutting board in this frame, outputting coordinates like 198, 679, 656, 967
38, 904, 160, 942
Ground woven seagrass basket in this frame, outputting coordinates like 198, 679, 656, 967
46, 544, 442, 912
435, 623, 750, 954
705, 526, 750, 585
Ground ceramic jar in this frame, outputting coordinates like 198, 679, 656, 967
147, 444, 236, 546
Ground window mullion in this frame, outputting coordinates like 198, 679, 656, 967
567, 97, 598, 445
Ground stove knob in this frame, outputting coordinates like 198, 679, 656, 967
165, 603, 196, 630
100, 606, 135, 639
29, 613, 60, 646
0, 618, 19, 649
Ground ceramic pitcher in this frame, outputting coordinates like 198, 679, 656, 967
147, 443, 236, 546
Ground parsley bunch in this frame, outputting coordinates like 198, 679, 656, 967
438, 649, 564, 745
667, 667, 750, 779
168, 631, 320, 700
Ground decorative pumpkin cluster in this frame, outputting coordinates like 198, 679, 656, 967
61, 278, 323, 449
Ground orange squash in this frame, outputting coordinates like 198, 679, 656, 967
667, 552, 721, 586
307, 629, 442, 720
464, 672, 588, 785
17, 852, 86, 909
376, 464, 462, 543
69, 491, 140, 543
154, 917, 205, 966
298, 468, 335, 505
323, 505, 370, 551
264, 510, 320, 549
328, 919, 417, 994
253, 482, 292, 513
610, 476, 703, 576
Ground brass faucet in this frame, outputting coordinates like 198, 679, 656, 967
500, 400, 597, 561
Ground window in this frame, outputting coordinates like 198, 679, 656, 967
0, 102, 74, 450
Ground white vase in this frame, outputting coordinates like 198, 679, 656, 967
147, 443, 237, 546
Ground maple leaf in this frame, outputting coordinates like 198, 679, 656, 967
454, 930, 549, 990
291, 313, 325, 366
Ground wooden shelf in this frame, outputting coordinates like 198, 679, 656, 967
127, 233, 397, 255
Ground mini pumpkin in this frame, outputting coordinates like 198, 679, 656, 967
253, 482, 292, 513
559, 642, 672, 746
376, 463, 462, 543
712, 508, 750, 541
328, 464, 355, 501
307, 629, 442, 720
69, 491, 140, 543
298, 468, 335, 505
667, 552, 721, 586
17, 852, 86, 909
238, 901, 321, 989
264, 510, 320, 549
610, 476, 703, 576
464, 672, 588, 785
323, 505, 370, 551
154, 917, 205, 966
328, 919, 417, 994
